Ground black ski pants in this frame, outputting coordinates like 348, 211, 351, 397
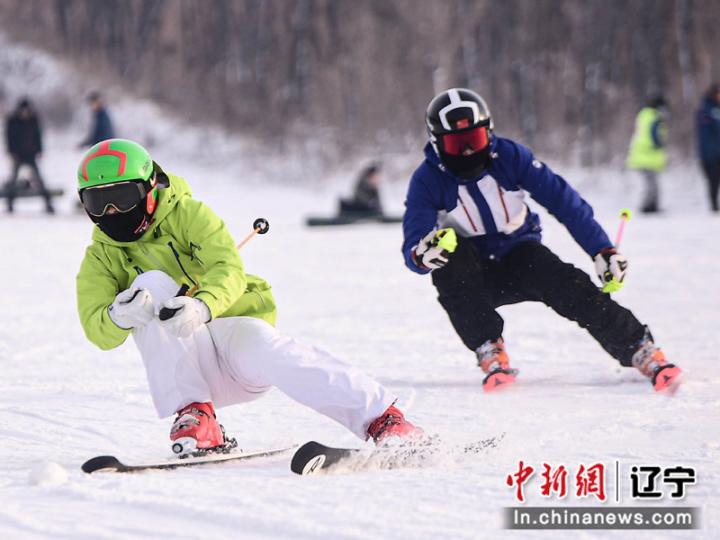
701, 159, 720, 212
6, 157, 54, 213
431, 239, 646, 366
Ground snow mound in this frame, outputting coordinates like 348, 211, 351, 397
28, 461, 69, 486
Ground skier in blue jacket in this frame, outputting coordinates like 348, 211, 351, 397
402, 88, 681, 393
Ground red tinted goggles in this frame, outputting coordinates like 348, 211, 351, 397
440, 126, 490, 156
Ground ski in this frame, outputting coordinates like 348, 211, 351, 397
290, 434, 504, 475
82, 445, 297, 474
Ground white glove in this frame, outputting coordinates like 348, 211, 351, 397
108, 288, 155, 330
413, 228, 458, 270
157, 296, 211, 338
594, 248, 628, 291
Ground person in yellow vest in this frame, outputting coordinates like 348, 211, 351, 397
626, 96, 668, 213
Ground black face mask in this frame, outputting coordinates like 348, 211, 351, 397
440, 147, 490, 180
89, 203, 154, 242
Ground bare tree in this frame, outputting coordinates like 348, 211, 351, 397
1, 0, 718, 163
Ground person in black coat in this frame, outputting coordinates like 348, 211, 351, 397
697, 83, 720, 212
4, 98, 54, 213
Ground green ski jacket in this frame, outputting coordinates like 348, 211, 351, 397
77, 173, 277, 350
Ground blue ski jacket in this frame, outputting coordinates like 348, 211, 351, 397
402, 137, 612, 274
697, 96, 720, 164
81, 107, 116, 147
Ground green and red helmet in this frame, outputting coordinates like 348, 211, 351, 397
77, 139, 161, 241
77, 138, 154, 190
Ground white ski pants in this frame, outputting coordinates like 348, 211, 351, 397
130, 270, 395, 439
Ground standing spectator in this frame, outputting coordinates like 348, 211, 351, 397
696, 83, 720, 213
78, 91, 115, 148
626, 96, 668, 214
4, 97, 54, 214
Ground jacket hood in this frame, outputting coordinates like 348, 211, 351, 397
423, 135, 498, 185
90, 172, 191, 246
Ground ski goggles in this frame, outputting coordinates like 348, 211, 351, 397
440, 125, 490, 156
80, 181, 149, 217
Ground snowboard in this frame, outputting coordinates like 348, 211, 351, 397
290, 435, 504, 475
0, 179, 64, 199
81, 445, 297, 474
305, 214, 402, 227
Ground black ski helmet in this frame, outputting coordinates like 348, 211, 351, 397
426, 88, 494, 179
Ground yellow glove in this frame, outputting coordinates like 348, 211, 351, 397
594, 248, 628, 293
413, 228, 458, 270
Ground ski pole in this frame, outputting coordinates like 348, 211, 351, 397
159, 217, 271, 320
602, 209, 632, 293
236, 217, 270, 250
613, 208, 632, 249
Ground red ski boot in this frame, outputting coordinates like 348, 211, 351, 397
631, 332, 682, 393
476, 337, 517, 392
366, 405, 424, 445
170, 401, 226, 455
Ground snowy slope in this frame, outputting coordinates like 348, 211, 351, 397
0, 141, 717, 540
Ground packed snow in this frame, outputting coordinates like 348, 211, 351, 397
0, 136, 717, 539
0, 31, 718, 540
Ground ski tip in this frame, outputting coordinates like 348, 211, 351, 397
653, 365, 683, 396
81, 455, 124, 474
482, 370, 517, 393
290, 441, 328, 476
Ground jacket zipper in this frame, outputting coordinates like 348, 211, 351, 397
189, 242, 204, 266
458, 196, 479, 232
168, 241, 198, 286
497, 184, 510, 223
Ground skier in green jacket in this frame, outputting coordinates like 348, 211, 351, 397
76, 138, 422, 455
